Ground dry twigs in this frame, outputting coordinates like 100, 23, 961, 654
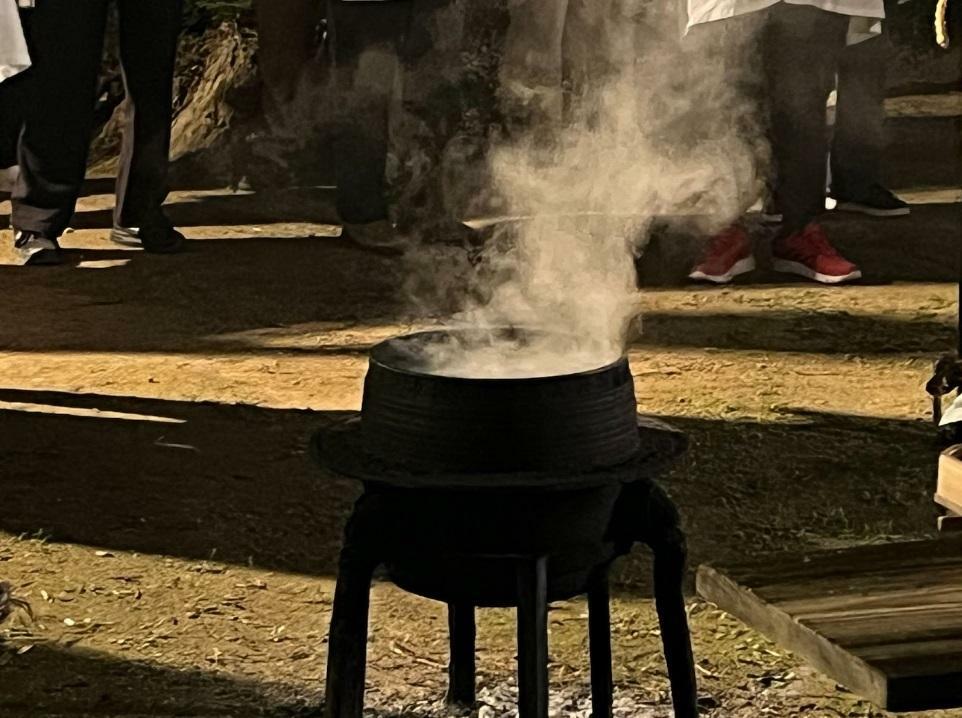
0, 581, 33, 625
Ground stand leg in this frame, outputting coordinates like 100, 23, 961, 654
447, 602, 477, 707
587, 568, 613, 718
324, 546, 378, 718
516, 556, 549, 718
642, 484, 699, 718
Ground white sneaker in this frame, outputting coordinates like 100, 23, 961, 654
0, 166, 18, 193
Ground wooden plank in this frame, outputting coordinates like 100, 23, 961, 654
696, 565, 888, 707
754, 564, 962, 605
872, 648, 962, 679
696, 538, 962, 712
803, 610, 962, 648
715, 538, 962, 590
779, 584, 962, 617
855, 637, 962, 665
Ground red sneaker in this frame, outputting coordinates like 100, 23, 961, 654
772, 222, 861, 284
688, 226, 755, 284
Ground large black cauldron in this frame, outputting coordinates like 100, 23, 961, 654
313, 329, 698, 718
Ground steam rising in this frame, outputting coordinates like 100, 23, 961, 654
388, 329, 614, 379
417, 2, 766, 379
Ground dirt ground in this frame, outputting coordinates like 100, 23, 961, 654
0, 183, 959, 717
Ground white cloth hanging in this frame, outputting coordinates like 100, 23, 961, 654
686, 0, 885, 44
0, 0, 30, 82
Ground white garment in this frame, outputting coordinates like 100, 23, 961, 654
686, 0, 885, 44
0, 0, 30, 82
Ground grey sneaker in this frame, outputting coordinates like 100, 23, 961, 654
111, 225, 185, 254
341, 220, 406, 254
13, 230, 62, 266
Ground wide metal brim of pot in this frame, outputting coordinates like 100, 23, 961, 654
311, 413, 687, 491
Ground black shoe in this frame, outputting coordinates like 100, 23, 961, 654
830, 184, 911, 218
341, 220, 406, 256
111, 225, 185, 254
13, 230, 62, 266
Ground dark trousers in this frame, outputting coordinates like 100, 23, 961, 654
329, 0, 414, 225
12, 0, 182, 238
0, 76, 25, 171
255, 0, 322, 111
831, 27, 889, 196
330, 0, 474, 229
763, 5, 890, 233
763, 4, 850, 234
0, 8, 32, 171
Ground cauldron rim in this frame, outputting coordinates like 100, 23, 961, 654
368, 327, 625, 384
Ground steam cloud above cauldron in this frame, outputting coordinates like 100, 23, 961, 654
412, 3, 766, 379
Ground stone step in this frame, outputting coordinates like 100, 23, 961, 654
638, 196, 961, 287
826, 92, 962, 189
884, 92, 962, 118
883, 114, 962, 189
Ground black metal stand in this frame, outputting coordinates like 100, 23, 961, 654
447, 602, 476, 707
516, 556, 550, 718
588, 567, 614, 718
322, 481, 699, 718
640, 484, 699, 718
323, 543, 377, 718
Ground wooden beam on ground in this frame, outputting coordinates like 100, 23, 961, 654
696, 538, 962, 712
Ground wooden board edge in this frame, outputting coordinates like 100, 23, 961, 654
935, 493, 962, 517
695, 564, 890, 709
940, 445, 962, 460
937, 513, 962, 533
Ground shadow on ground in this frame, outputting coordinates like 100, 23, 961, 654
634, 310, 956, 355
0, 641, 315, 717
0, 388, 940, 587
0, 640, 444, 717
0, 389, 355, 577
0, 234, 411, 354
67, 187, 341, 231
0, 236, 951, 355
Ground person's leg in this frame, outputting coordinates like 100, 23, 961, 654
113, 0, 183, 236
390, 0, 504, 243
0, 78, 24, 173
764, 4, 848, 235
254, 0, 321, 115
329, 0, 412, 226
500, 0, 569, 124
1, 6, 32, 186
765, 5, 862, 283
830, 20, 907, 216
12, 0, 108, 239
831, 29, 888, 196
0, 0, 31, 174
562, 0, 613, 123
686, 12, 768, 285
